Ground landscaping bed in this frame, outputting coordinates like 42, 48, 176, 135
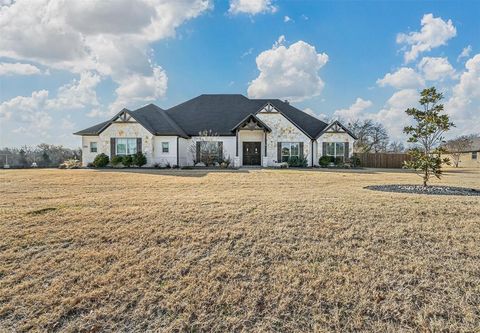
365, 184, 480, 196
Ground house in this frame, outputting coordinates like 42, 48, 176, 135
74, 94, 357, 167
444, 137, 480, 168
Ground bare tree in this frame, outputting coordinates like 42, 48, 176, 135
444, 134, 476, 167
349, 119, 390, 153
388, 141, 405, 153
188, 130, 224, 167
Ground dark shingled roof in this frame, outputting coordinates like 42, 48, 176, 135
165, 94, 328, 138
74, 120, 110, 136
132, 104, 188, 137
74, 105, 188, 138
74, 94, 329, 139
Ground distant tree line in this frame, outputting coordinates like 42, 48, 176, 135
0, 144, 81, 168
347, 119, 405, 154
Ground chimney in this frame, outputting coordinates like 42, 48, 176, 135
284, 99, 289, 104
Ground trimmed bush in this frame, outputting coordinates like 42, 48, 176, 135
111, 155, 124, 167
122, 155, 133, 167
349, 155, 361, 168
93, 153, 109, 168
287, 156, 308, 167
334, 157, 344, 166
319, 156, 334, 167
133, 152, 147, 167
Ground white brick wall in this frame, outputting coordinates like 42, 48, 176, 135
257, 113, 313, 166
316, 132, 355, 165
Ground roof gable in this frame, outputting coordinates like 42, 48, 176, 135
316, 120, 358, 140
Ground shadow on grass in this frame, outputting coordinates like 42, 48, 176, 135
93, 168, 252, 178
91, 166, 420, 177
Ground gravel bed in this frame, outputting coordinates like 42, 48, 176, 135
365, 184, 480, 196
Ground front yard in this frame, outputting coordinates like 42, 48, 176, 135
1, 168, 479, 331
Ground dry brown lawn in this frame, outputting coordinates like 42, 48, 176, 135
1, 168, 479, 332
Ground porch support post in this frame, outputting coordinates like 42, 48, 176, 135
264, 131, 267, 157
236, 130, 239, 157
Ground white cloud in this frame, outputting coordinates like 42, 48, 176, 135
46, 72, 101, 110
60, 116, 75, 130
0, 90, 53, 135
397, 13, 456, 63
247, 37, 329, 102
228, 0, 277, 15
377, 67, 425, 89
417, 57, 456, 81
304, 107, 328, 122
446, 54, 480, 122
373, 89, 419, 140
457, 45, 472, 62
0, 0, 212, 108
0, 62, 42, 76
284, 16, 291, 23
333, 98, 373, 122
109, 66, 168, 113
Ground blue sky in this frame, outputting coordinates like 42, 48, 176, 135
1, 0, 479, 147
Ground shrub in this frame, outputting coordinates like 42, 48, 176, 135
87, 162, 94, 168
111, 155, 124, 167
122, 155, 133, 167
93, 153, 109, 168
220, 156, 232, 168
349, 155, 361, 168
319, 156, 334, 167
59, 159, 81, 169
133, 152, 147, 167
287, 156, 308, 167
334, 157, 344, 166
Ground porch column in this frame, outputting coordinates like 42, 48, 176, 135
236, 130, 239, 157
264, 131, 267, 157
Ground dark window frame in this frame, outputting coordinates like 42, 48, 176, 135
90, 142, 97, 153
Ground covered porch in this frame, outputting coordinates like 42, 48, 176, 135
232, 114, 271, 167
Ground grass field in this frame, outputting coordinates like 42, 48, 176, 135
1, 168, 479, 332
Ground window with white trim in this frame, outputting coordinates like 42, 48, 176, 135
90, 142, 97, 153
116, 138, 137, 155
326, 142, 345, 161
162, 142, 169, 153
281, 142, 300, 162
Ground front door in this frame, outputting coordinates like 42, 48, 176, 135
243, 142, 261, 166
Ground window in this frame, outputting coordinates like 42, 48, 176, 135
90, 142, 97, 153
197, 141, 222, 163
326, 142, 345, 161
473, 152, 478, 160
162, 142, 169, 153
116, 138, 137, 155
281, 142, 300, 162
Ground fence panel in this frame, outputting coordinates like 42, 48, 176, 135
355, 153, 411, 168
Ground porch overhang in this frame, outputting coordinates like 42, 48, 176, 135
231, 114, 272, 133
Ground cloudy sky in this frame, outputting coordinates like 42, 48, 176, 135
0, 0, 479, 147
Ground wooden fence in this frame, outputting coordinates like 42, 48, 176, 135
354, 153, 411, 168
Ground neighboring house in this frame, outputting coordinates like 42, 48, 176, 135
74, 94, 357, 167
444, 137, 480, 168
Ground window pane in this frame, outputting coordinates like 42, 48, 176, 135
336, 142, 344, 156
326, 143, 335, 156
127, 139, 137, 154
162, 142, 169, 153
281, 143, 290, 156
290, 143, 299, 156
117, 143, 126, 155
